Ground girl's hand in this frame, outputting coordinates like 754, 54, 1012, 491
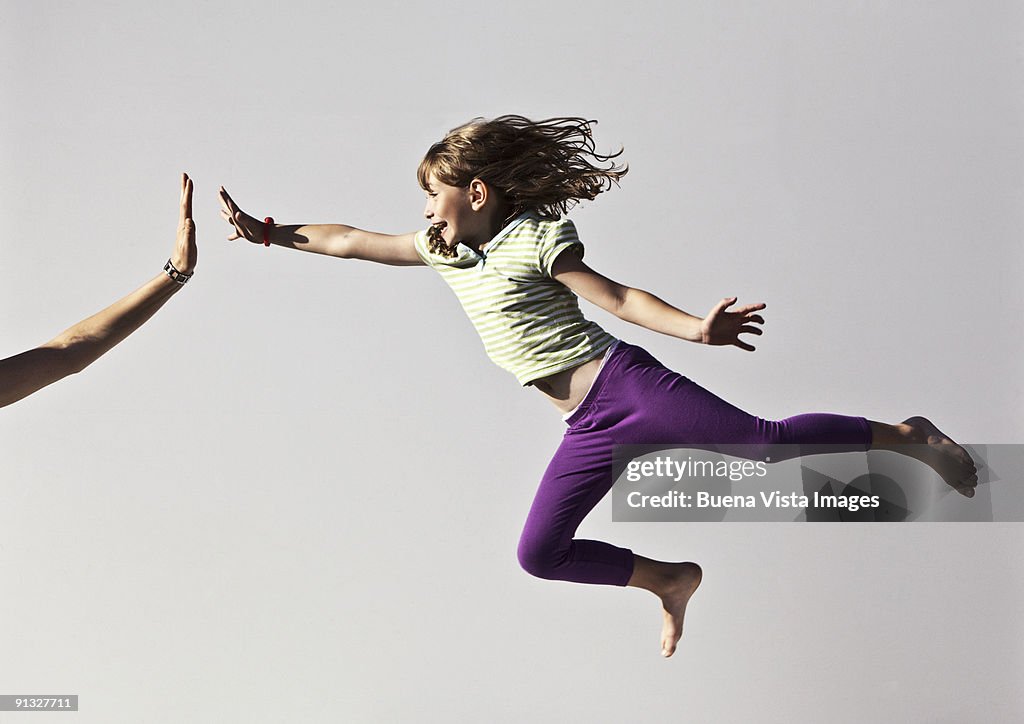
701, 297, 766, 351
218, 186, 264, 244
170, 172, 197, 274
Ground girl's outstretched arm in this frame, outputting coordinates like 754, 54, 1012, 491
218, 187, 423, 266
0, 173, 198, 409
551, 251, 765, 350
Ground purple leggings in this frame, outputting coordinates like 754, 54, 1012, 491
516, 341, 873, 586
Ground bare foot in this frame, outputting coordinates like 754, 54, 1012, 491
659, 562, 703, 658
902, 416, 978, 497
628, 556, 704, 657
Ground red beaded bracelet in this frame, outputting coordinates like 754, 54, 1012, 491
263, 217, 274, 247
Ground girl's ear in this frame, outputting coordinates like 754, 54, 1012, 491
468, 178, 489, 211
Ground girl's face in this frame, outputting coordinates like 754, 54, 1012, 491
422, 173, 485, 249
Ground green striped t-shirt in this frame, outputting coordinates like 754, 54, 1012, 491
414, 213, 616, 385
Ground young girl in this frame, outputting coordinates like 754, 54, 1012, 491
218, 116, 976, 658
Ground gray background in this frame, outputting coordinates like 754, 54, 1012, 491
2, 1, 1022, 722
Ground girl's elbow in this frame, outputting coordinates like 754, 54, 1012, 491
327, 237, 355, 259
609, 286, 636, 319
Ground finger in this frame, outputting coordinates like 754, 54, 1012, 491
221, 205, 241, 226
219, 210, 241, 241
708, 297, 735, 320
739, 325, 763, 336
735, 340, 755, 352
219, 186, 239, 215
738, 302, 766, 312
744, 314, 765, 325
735, 303, 766, 315
233, 211, 250, 233
179, 173, 188, 226
184, 175, 193, 221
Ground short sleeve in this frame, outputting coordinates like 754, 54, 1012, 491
413, 229, 435, 266
538, 218, 585, 277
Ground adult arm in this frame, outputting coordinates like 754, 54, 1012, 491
0, 173, 198, 408
218, 186, 423, 266
551, 249, 765, 350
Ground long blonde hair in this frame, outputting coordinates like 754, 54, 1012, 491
418, 115, 627, 221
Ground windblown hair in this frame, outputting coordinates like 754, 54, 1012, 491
418, 115, 628, 223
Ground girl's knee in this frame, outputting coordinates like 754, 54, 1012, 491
516, 535, 568, 580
